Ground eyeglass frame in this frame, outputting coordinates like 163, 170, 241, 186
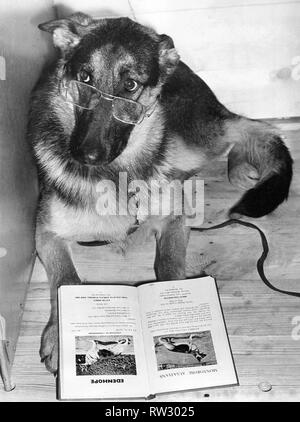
60, 79, 159, 125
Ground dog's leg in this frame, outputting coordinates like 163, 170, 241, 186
154, 216, 190, 280
36, 227, 81, 373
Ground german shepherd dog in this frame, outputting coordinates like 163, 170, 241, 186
28, 12, 293, 373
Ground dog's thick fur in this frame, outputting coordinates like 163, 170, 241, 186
28, 13, 293, 373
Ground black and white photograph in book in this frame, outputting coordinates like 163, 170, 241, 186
75, 335, 137, 376
154, 331, 217, 371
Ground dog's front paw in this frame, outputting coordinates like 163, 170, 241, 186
40, 320, 58, 374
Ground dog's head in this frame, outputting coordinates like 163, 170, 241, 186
39, 13, 180, 167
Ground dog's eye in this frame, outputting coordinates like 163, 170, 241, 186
78, 71, 91, 84
124, 79, 139, 92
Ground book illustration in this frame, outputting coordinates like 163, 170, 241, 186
154, 331, 217, 371
75, 335, 137, 376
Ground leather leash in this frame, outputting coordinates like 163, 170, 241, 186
191, 219, 300, 298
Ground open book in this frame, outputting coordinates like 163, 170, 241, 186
58, 276, 238, 400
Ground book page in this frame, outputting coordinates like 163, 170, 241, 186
138, 277, 237, 395
58, 285, 149, 400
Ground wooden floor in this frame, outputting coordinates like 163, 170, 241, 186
1, 120, 300, 402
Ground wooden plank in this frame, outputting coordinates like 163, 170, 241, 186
158, 385, 300, 402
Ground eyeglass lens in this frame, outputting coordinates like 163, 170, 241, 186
61, 80, 144, 124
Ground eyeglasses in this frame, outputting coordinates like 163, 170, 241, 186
60, 79, 158, 125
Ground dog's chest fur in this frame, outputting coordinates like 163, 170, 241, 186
47, 192, 137, 242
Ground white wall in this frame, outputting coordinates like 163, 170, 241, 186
55, 0, 300, 118
0, 0, 55, 363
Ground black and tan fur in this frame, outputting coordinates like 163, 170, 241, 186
28, 13, 293, 373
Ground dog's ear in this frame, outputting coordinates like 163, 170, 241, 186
38, 12, 93, 55
159, 34, 180, 76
